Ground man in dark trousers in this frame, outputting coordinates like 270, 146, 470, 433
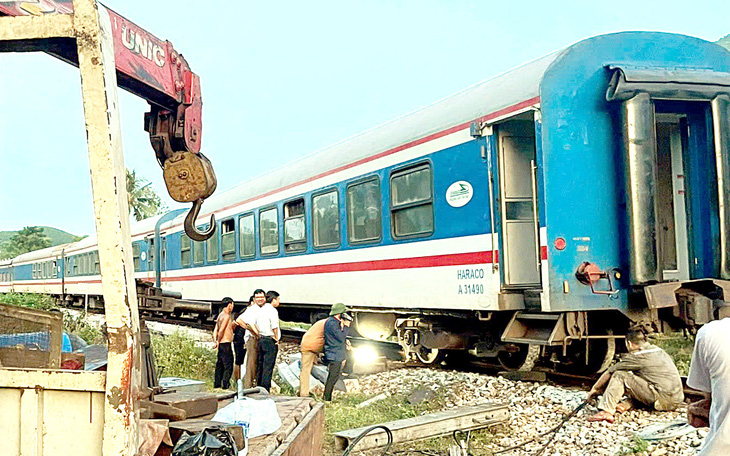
255, 290, 281, 391
213, 297, 235, 389
323, 302, 352, 401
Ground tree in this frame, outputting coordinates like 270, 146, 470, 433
0, 226, 52, 259
126, 169, 166, 221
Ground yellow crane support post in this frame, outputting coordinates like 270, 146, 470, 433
0, 1, 141, 454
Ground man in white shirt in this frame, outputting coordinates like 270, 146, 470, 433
255, 290, 281, 391
236, 289, 263, 388
687, 317, 730, 455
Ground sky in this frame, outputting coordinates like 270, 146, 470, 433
1, 0, 730, 236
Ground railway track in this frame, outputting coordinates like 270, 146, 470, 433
81, 306, 704, 397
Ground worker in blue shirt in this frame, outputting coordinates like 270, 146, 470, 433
323, 302, 352, 401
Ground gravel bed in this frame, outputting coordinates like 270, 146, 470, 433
290, 358, 707, 456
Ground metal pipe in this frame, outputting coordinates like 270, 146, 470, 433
712, 95, 730, 280
621, 93, 660, 283
531, 159, 541, 273
485, 143, 498, 273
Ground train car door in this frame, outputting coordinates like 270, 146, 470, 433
145, 235, 155, 282
497, 116, 541, 287
655, 114, 690, 281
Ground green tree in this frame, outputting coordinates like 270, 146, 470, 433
0, 226, 52, 259
126, 169, 166, 221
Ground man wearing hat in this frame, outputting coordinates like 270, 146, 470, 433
323, 302, 353, 401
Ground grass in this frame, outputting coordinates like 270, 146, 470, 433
280, 320, 311, 331
151, 331, 216, 386
651, 331, 694, 376
0, 292, 57, 311
322, 389, 496, 455
621, 436, 650, 454
63, 311, 104, 344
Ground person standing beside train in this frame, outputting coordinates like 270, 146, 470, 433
323, 303, 352, 401
255, 290, 281, 391
232, 295, 254, 384
687, 317, 730, 455
212, 297, 235, 389
298, 317, 327, 397
237, 289, 264, 388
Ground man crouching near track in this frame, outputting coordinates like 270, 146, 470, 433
586, 326, 684, 423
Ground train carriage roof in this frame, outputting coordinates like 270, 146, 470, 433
12, 243, 72, 264
167, 51, 561, 226
160, 31, 730, 228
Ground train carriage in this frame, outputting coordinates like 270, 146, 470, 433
0, 259, 13, 294
6, 31, 730, 372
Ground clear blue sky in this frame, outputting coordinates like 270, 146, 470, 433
1, 0, 729, 236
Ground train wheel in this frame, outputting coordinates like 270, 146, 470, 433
497, 344, 540, 372
586, 331, 616, 374
415, 346, 443, 364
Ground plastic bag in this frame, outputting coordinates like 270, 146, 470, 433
171, 427, 238, 456
212, 398, 282, 439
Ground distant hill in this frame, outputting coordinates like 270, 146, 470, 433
718, 35, 730, 51
0, 226, 79, 247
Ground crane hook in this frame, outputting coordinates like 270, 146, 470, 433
184, 199, 216, 241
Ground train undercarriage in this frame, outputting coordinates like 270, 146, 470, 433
49, 275, 730, 375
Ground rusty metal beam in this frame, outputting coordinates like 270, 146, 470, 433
73, 0, 142, 455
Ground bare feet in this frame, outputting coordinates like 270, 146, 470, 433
615, 399, 633, 414
587, 410, 614, 423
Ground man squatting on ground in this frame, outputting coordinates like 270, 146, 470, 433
232, 295, 254, 383
687, 317, 730, 455
236, 289, 264, 388
299, 317, 328, 397
323, 303, 352, 401
256, 290, 281, 391
213, 297, 235, 389
587, 327, 684, 423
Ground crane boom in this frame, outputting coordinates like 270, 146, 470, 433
0, 1, 216, 240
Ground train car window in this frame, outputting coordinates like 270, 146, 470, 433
161, 237, 167, 271
347, 178, 382, 243
390, 164, 434, 238
148, 238, 155, 271
260, 208, 279, 255
133, 243, 141, 272
206, 228, 219, 263
221, 219, 236, 261
284, 198, 306, 253
52, 260, 57, 278
181, 234, 192, 267
194, 235, 205, 266
239, 214, 255, 258
66, 258, 73, 276
313, 190, 340, 248
93, 252, 100, 274
32, 263, 37, 279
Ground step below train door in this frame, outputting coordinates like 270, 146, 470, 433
497, 114, 541, 289
655, 114, 690, 281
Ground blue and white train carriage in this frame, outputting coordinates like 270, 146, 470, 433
6, 31, 730, 371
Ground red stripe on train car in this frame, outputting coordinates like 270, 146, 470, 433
161, 250, 498, 283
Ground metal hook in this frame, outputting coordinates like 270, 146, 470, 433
184, 199, 216, 241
